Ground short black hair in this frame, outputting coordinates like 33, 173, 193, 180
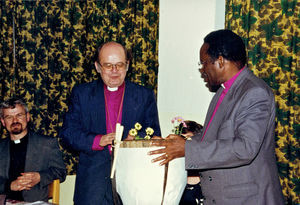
204, 29, 247, 69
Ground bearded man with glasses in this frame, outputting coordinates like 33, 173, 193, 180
60, 41, 161, 205
0, 97, 66, 202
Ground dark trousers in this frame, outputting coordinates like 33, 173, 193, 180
179, 182, 204, 205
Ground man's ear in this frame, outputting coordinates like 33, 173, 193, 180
26, 113, 30, 123
217, 56, 225, 69
126, 61, 130, 71
0, 118, 5, 127
95, 62, 101, 73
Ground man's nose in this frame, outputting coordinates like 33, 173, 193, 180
12, 116, 19, 122
111, 65, 119, 72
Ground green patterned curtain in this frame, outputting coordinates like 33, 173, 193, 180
0, 0, 159, 174
225, 0, 299, 204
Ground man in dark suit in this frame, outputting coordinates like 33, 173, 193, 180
0, 98, 66, 202
150, 30, 284, 205
60, 41, 161, 205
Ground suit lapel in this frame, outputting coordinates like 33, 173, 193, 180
0, 138, 10, 177
203, 68, 250, 141
25, 133, 38, 172
201, 87, 223, 137
121, 82, 136, 139
90, 80, 106, 133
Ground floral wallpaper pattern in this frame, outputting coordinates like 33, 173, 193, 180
226, 0, 299, 204
0, 0, 159, 175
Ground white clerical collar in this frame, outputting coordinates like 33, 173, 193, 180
107, 86, 118, 92
14, 139, 21, 144
221, 84, 225, 89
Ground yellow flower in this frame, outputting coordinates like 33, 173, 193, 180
144, 135, 151, 140
135, 122, 142, 130
146, 127, 154, 135
129, 128, 138, 136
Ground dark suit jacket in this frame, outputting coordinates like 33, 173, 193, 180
0, 132, 66, 202
60, 80, 161, 205
185, 68, 284, 205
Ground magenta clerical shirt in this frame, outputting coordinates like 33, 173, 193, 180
201, 67, 245, 141
92, 82, 125, 152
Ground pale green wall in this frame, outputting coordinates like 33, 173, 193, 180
60, 175, 76, 205
158, 0, 225, 137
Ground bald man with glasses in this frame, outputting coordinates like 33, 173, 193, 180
60, 42, 161, 205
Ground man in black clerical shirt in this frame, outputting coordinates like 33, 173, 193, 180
0, 97, 66, 202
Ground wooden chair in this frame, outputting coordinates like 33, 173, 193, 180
48, 179, 60, 204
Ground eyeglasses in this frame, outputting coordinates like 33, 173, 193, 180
100, 62, 128, 71
198, 58, 215, 71
198, 60, 209, 68
198, 61, 205, 72
3, 113, 26, 121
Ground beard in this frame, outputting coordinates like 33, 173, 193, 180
209, 84, 221, 92
10, 122, 24, 135
201, 73, 221, 93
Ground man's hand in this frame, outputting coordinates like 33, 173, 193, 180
10, 172, 41, 191
148, 134, 186, 166
10, 179, 28, 191
124, 134, 135, 141
20, 172, 40, 188
100, 133, 115, 146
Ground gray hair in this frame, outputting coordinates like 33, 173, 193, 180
0, 97, 29, 118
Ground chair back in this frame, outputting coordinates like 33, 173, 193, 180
48, 179, 60, 204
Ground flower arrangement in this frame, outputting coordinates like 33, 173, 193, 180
171, 116, 187, 135
129, 122, 154, 140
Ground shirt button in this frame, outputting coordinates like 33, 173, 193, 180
212, 199, 216, 203
209, 176, 212, 181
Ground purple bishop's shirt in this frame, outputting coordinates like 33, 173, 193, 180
92, 82, 125, 153
201, 67, 245, 141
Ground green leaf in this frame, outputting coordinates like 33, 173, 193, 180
24, 40, 37, 54
292, 176, 300, 195
231, 3, 242, 19
261, 18, 284, 41
278, 55, 293, 72
35, 5, 47, 25
276, 108, 290, 126
241, 12, 257, 31
251, 0, 268, 12
276, 161, 288, 177
288, 91, 300, 107
296, 70, 300, 85
281, 0, 297, 17
248, 44, 267, 65
68, 6, 82, 25
288, 35, 299, 54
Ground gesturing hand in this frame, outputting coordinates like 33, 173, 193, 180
148, 134, 186, 166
